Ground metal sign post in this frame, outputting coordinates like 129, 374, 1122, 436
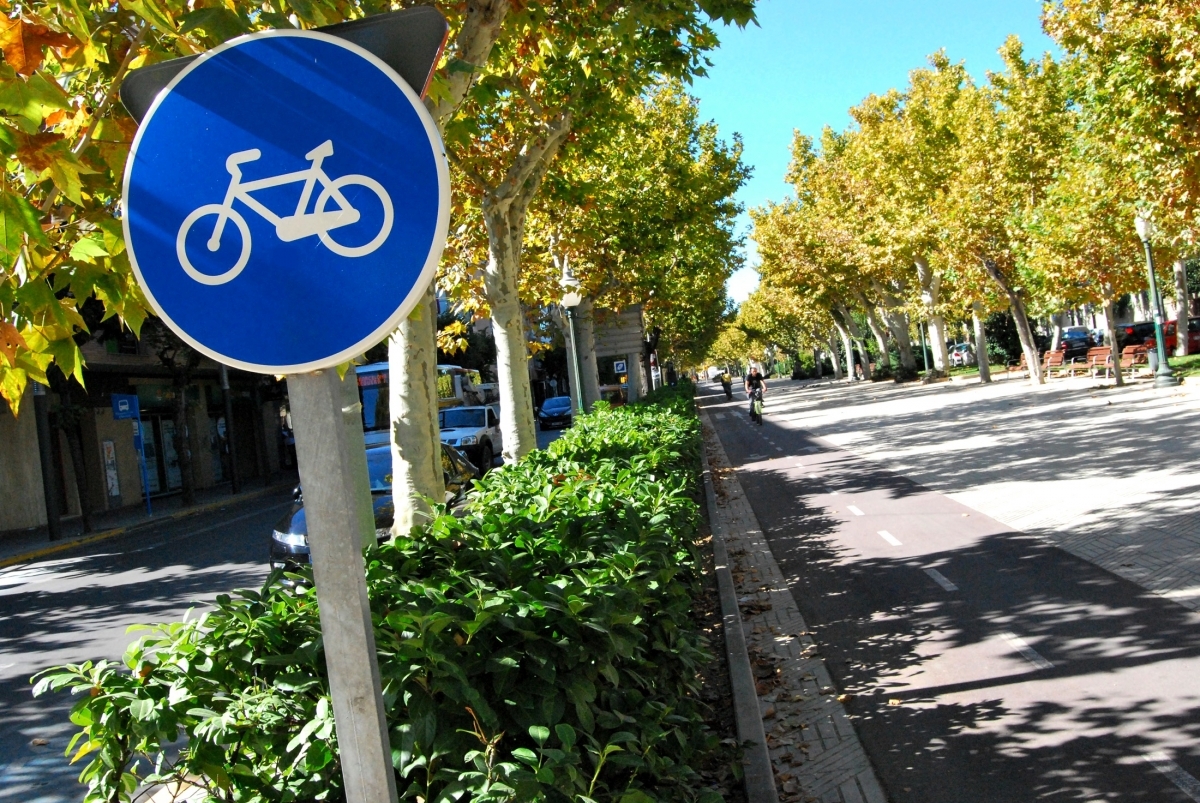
112, 393, 153, 516
118, 12, 450, 802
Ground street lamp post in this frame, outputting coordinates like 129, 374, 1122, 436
1134, 213, 1180, 388
560, 267, 586, 416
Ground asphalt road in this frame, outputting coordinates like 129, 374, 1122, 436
0, 489, 292, 802
698, 381, 1200, 802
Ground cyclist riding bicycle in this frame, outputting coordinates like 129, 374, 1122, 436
745, 367, 767, 425
720, 371, 733, 400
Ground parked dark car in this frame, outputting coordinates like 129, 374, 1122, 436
1058, 325, 1092, 359
537, 396, 573, 430
1115, 321, 1157, 349
269, 443, 479, 571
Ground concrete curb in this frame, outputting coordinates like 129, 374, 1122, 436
701, 444, 780, 803
0, 484, 285, 570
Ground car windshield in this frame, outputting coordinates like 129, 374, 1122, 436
1064, 327, 1087, 336
366, 448, 392, 492
543, 397, 571, 411
440, 409, 485, 430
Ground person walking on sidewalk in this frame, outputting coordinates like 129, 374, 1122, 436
745, 366, 767, 425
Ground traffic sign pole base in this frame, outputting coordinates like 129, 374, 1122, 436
288, 368, 398, 803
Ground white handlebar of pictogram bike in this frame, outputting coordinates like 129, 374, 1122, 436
176, 140, 394, 285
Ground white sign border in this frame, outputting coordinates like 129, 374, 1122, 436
121, 28, 451, 375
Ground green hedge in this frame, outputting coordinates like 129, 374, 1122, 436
35, 383, 726, 803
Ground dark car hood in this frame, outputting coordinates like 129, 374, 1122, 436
273, 493, 395, 539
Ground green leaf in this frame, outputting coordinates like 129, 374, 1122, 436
69, 235, 108, 262
129, 697, 155, 720
510, 747, 538, 766
0, 190, 48, 265
527, 724, 550, 746
555, 722, 576, 750
0, 67, 70, 130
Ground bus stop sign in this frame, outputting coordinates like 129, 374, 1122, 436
122, 29, 450, 374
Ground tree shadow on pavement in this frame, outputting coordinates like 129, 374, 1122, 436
734, 455, 1200, 801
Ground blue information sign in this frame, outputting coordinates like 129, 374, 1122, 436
122, 30, 450, 374
111, 393, 139, 420
111, 393, 153, 514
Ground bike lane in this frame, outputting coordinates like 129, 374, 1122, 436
698, 382, 1200, 802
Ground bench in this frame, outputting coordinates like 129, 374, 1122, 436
1084, 346, 1112, 378
1120, 345, 1149, 375
1044, 351, 1072, 377
1006, 352, 1031, 379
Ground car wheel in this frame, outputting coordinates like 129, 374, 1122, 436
480, 441, 494, 472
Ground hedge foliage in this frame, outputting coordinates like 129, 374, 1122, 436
34, 382, 726, 803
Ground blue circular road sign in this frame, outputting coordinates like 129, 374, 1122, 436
123, 30, 450, 373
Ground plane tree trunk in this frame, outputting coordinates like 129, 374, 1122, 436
858, 295, 893, 373
574, 296, 602, 411
972, 301, 992, 384
914, 255, 950, 371
837, 306, 873, 380
388, 284, 444, 534
1105, 296, 1124, 387
826, 335, 844, 380
389, 0, 513, 533
983, 258, 1043, 384
832, 318, 857, 380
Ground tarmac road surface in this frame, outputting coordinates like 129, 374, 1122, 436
699, 380, 1200, 802
0, 490, 291, 802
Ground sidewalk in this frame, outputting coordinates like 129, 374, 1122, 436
763, 375, 1200, 613
701, 410, 886, 803
0, 471, 297, 568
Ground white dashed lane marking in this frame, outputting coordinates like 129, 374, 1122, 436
924, 568, 958, 591
1000, 632, 1054, 670
848, 505, 864, 516
1144, 752, 1200, 801
878, 530, 902, 546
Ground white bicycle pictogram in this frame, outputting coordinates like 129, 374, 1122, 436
176, 140, 394, 286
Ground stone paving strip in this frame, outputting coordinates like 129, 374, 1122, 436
701, 411, 886, 803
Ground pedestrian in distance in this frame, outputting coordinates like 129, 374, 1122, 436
720, 370, 733, 400
745, 366, 767, 425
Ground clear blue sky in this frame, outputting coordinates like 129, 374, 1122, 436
691, 0, 1057, 304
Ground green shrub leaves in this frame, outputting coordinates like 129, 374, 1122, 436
35, 383, 722, 802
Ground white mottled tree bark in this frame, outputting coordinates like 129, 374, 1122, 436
574, 297, 602, 410
826, 335, 844, 380
1104, 297, 1124, 387
832, 318, 856, 380
479, 114, 572, 460
857, 293, 892, 367
971, 301, 991, 384
836, 305, 872, 380
914, 255, 949, 371
882, 306, 916, 373
875, 281, 917, 373
388, 285, 444, 535
388, 0, 512, 534
982, 258, 1043, 384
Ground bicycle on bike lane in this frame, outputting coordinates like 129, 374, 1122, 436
745, 366, 767, 425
